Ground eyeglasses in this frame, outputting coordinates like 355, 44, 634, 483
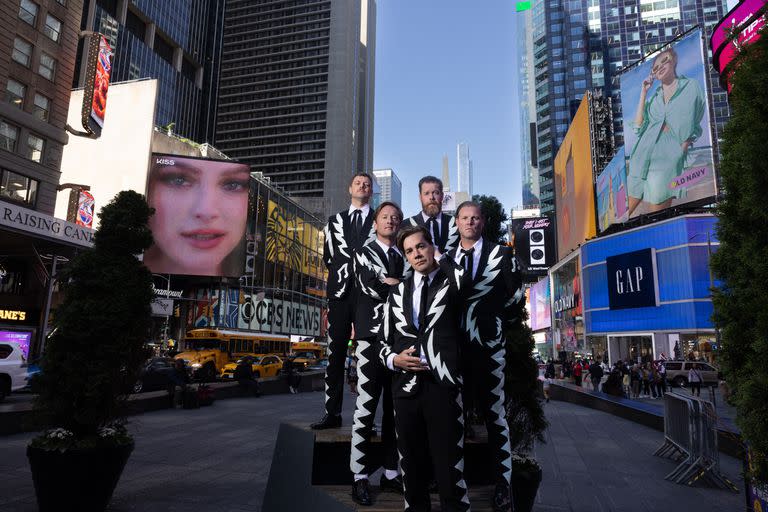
651, 55, 672, 73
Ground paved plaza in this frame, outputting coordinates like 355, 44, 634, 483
0, 388, 744, 511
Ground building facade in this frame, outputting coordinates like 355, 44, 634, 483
372, 168, 401, 206
76, 0, 225, 142
530, 0, 731, 215
456, 141, 472, 197
517, 7, 540, 209
214, 0, 376, 219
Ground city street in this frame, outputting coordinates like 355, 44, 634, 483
0, 388, 744, 511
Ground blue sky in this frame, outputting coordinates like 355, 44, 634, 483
372, 1, 523, 217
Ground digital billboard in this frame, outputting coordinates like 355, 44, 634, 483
554, 94, 596, 260
144, 154, 251, 277
267, 199, 325, 280
76, 190, 95, 229
510, 217, 555, 279
620, 29, 716, 219
596, 146, 629, 233
711, 0, 767, 91
81, 34, 113, 137
0, 330, 31, 359
529, 278, 551, 331
551, 254, 583, 353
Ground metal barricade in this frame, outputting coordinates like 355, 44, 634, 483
654, 392, 737, 491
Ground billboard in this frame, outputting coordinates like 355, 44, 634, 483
0, 330, 32, 359
554, 95, 596, 260
144, 154, 251, 277
510, 217, 555, 278
711, 0, 767, 91
81, 34, 113, 137
605, 248, 659, 310
266, 200, 324, 279
76, 190, 95, 229
596, 146, 629, 232
529, 278, 551, 331
620, 29, 716, 219
551, 254, 583, 353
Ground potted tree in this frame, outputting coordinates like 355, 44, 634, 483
27, 191, 155, 512
505, 306, 548, 512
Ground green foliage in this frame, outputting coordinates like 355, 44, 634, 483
472, 194, 509, 244
504, 299, 548, 454
33, 191, 154, 441
711, 34, 768, 484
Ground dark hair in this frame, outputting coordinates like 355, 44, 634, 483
418, 175, 443, 193
349, 172, 373, 187
373, 201, 403, 222
455, 200, 484, 218
396, 225, 432, 253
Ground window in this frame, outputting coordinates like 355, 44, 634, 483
43, 14, 62, 42
0, 169, 38, 206
5, 80, 26, 108
18, 0, 38, 26
32, 93, 50, 121
12, 38, 33, 67
26, 134, 44, 162
38, 53, 56, 81
0, 121, 19, 152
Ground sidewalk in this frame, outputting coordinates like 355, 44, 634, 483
0, 389, 744, 511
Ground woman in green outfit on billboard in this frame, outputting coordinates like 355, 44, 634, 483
627, 47, 706, 216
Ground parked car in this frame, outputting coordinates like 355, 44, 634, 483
663, 360, 719, 388
133, 357, 177, 393
306, 358, 329, 371
220, 354, 283, 380
0, 342, 28, 401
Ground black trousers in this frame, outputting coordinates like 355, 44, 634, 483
324, 296, 356, 416
350, 337, 397, 476
462, 340, 512, 486
393, 376, 469, 512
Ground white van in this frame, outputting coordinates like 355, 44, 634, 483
0, 342, 28, 401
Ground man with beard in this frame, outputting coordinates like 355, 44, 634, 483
405, 176, 459, 256
311, 172, 376, 430
446, 201, 524, 512
349, 202, 407, 505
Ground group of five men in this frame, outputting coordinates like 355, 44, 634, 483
310, 172, 524, 512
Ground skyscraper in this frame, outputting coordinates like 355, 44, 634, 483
457, 141, 472, 197
214, 0, 377, 219
530, 0, 730, 215
76, 0, 225, 142
517, 6, 539, 208
372, 168, 401, 206
441, 154, 451, 192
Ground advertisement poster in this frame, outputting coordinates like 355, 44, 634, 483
711, 0, 767, 89
0, 330, 32, 359
238, 294, 321, 336
90, 36, 112, 129
76, 190, 95, 229
144, 154, 251, 277
529, 278, 551, 331
510, 217, 555, 278
551, 255, 583, 353
554, 95, 596, 260
620, 29, 716, 219
596, 147, 629, 232
266, 200, 324, 279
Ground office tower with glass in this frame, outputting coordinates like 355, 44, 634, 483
373, 168, 401, 206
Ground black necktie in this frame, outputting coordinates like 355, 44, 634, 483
427, 217, 439, 247
351, 209, 362, 241
387, 248, 400, 277
461, 247, 475, 276
418, 274, 429, 331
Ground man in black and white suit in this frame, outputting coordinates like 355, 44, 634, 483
311, 172, 376, 430
446, 201, 524, 512
377, 225, 471, 512
349, 201, 408, 505
405, 176, 459, 256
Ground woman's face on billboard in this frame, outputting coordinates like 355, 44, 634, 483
146, 157, 250, 275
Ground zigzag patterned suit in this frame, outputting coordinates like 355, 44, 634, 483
376, 259, 471, 512
322, 208, 376, 417
446, 240, 524, 487
349, 241, 408, 477
405, 212, 459, 254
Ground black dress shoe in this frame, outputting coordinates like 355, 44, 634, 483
310, 414, 341, 430
351, 478, 372, 506
379, 474, 404, 494
492, 482, 512, 512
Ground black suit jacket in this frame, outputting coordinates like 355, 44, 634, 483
377, 259, 469, 398
323, 209, 376, 300
446, 240, 524, 346
405, 212, 459, 254
353, 241, 409, 339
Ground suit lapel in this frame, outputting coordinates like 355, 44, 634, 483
474, 239, 491, 284
439, 214, 451, 250
403, 275, 417, 333
361, 210, 376, 246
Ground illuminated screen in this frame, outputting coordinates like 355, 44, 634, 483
596, 146, 629, 233
144, 154, 251, 277
619, 29, 716, 219
0, 331, 31, 359
90, 36, 112, 129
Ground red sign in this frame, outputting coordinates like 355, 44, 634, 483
90, 36, 113, 129
76, 190, 95, 229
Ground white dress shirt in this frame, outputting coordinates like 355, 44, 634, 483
348, 204, 371, 222
421, 211, 440, 240
454, 237, 482, 280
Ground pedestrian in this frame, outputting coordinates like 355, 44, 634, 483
447, 201, 524, 511
349, 201, 406, 505
649, 365, 660, 399
657, 361, 668, 395
283, 357, 300, 394
169, 358, 190, 408
573, 360, 583, 387
630, 365, 641, 399
689, 363, 703, 396
234, 356, 260, 397
622, 369, 631, 397
311, 173, 376, 430
377, 225, 471, 511
588, 359, 604, 392
544, 360, 556, 380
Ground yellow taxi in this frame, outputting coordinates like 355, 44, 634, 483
220, 354, 284, 380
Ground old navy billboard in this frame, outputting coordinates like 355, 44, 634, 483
619, 29, 717, 219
